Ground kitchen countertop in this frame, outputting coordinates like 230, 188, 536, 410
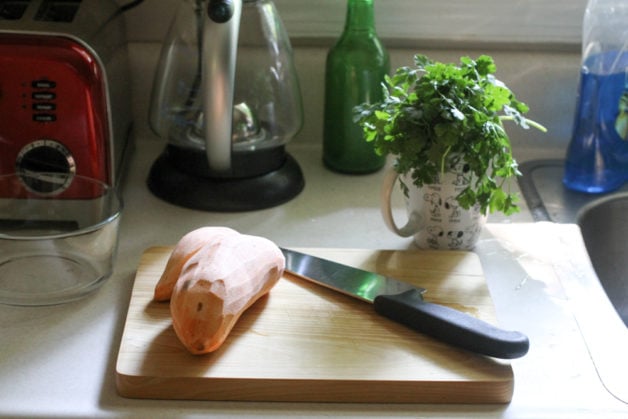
1, 137, 628, 418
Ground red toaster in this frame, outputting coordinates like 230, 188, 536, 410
0, 0, 133, 198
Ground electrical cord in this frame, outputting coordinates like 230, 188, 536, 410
105, 0, 145, 24
117, 0, 146, 14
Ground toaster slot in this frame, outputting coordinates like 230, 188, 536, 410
0, 0, 31, 20
35, 0, 81, 22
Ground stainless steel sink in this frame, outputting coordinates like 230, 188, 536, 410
579, 195, 628, 328
518, 159, 628, 223
518, 159, 628, 403
518, 159, 628, 328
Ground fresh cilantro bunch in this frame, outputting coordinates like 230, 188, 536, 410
354, 54, 546, 215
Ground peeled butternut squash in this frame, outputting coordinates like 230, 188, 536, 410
153, 226, 238, 301
158, 228, 284, 355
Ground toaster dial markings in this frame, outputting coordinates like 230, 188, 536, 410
16, 140, 76, 195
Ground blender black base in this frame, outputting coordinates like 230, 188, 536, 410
147, 150, 305, 212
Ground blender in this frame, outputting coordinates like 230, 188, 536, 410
148, 0, 304, 211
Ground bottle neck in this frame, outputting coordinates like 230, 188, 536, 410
344, 0, 376, 32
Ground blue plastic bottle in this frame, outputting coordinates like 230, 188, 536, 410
563, 0, 628, 193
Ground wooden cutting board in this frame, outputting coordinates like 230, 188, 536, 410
116, 247, 513, 403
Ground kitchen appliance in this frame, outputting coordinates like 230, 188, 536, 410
148, 0, 304, 211
0, 0, 133, 198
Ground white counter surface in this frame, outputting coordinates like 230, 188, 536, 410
1, 138, 628, 418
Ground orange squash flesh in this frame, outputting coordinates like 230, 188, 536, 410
158, 229, 284, 355
153, 226, 238, 301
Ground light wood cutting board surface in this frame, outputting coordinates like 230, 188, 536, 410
115, 247, 513, 403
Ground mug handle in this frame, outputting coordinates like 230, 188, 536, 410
380, 167, 421, 237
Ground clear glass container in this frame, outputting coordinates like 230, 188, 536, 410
149, 0, 303, 155
0, 173, 122, 306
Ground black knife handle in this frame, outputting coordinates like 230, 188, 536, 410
373, 289, 529, 359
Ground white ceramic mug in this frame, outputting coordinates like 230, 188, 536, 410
381, 167, 486, 250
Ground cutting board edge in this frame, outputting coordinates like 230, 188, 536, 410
115, 372, 514, 404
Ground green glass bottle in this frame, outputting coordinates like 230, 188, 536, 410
323, 0, 390, 174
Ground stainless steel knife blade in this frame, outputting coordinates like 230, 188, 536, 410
282, 246, 421, 302
281, 248, 529, 359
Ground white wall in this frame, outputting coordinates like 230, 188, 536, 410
121, 0, 587, 49
123, 0, 584, 158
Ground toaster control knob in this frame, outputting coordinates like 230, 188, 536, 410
16, 140, 76, 195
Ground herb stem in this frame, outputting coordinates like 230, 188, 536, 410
499, 116, 548, 133
441, 146, 452, 173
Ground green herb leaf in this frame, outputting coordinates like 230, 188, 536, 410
354, 54, 546, 215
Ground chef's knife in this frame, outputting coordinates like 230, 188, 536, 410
281, 248, 529, 359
